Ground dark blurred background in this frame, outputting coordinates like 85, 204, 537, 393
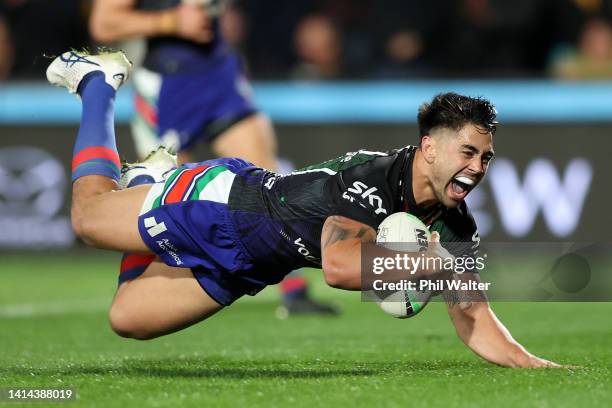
1, 0, 611, 248
1, 0, 612, 80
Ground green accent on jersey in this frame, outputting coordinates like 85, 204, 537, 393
152, 195, 162, 209
150, 166, 229, 208
430, 218, 458, 244
189, 166, 228, 200
403, 213, 430, 237
164, 167, 183, 187
151, 167, 184, 209
296, 150, 385, 173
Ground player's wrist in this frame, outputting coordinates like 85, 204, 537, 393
158, 10, 177, 35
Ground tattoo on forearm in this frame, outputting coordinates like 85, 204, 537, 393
323, 224, 350, 248
322, 216, 375, 248
355, 227, 370, 239
443, 272, 477, 309
443, 289, 474, 310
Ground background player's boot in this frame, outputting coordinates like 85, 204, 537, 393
276, 291, 340, 319
46, 49, 132, 93
118, 147, 178, 189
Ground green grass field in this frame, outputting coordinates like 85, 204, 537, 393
1, 251, 611, 407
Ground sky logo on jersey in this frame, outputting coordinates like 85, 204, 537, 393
343, 181, 388, 215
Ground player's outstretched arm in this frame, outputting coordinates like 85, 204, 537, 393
445, 272, 562, 368
320, 216, 377, 290
320, 217, 453, 290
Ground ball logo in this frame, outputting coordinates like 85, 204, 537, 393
415, 229, 428, 252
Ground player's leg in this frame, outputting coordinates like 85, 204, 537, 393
211, 113, 278, 171
111, 258, 223, 340
130, 67, 171, 160
47, 50, 149, 252
73, 180, 151, 251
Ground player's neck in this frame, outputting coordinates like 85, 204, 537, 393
411, 149, 438, 208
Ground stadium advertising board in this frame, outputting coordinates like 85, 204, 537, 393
0, 123, 606, 248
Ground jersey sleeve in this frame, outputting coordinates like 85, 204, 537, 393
430, 201, 481, 272
328, 156, 396, 230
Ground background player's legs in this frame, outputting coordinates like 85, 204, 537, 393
210, 113, 278, 171
110, 260, 223, 340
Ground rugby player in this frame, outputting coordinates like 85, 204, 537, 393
47, 50, 561, 368
89, 0, 335, 315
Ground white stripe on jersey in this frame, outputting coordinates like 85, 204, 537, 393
357, 150, 389, 156
290, 168, 338, 176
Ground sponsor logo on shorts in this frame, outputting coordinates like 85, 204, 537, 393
143, 216, 167, 237
156, 238, 183, 266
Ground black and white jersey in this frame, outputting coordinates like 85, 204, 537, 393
228, 146, 480, 274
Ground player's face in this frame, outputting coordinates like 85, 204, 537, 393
430, 123, 495, 208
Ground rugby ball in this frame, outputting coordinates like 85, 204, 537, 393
374, 212, 433, 318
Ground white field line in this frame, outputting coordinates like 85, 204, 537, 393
0, 298, 109, 319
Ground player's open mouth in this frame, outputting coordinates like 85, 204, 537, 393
448, 176, 475, 201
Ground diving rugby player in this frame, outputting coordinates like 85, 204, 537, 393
46, 50, 561, 368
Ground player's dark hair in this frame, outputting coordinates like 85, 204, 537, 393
417, 93, 498, 143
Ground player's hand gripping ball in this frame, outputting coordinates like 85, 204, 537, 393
374, 212, 433, 318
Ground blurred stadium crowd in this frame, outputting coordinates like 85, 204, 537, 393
1, 0, 612, 81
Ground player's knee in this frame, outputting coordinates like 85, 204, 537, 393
70, 209, 94, 246
109, 303, 158, 341
71, 210, 103, 248
108, 304, 136, 338
70, 208, 84, 239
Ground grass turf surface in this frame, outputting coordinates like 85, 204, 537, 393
1, 251, 611, 407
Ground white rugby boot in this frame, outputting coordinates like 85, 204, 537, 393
46, 49, 133, 93
118, 147, 178, 189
